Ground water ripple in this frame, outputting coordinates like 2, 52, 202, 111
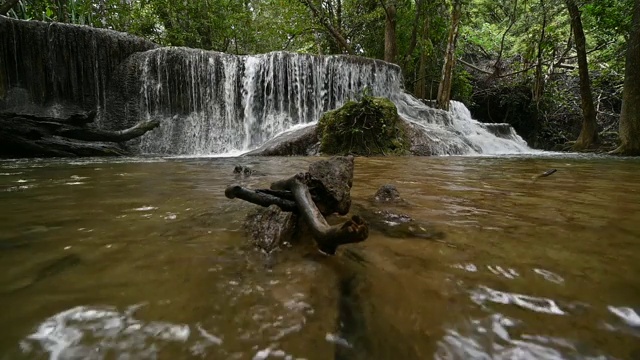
20, 304, 200, 360
470, 285, 566, 315
533, 268, 565, 284
608, 306, 640, 327
436, 313, 607, 360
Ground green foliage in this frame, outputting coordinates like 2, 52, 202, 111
5, 0, 634, 154
317, 95, 410, 156
451, 66, 473, 104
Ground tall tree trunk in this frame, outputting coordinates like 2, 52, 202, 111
0, 0, 20, 15
612, 0, 640, 155
532, 0, 547, 106
566, 0, 598, 150
436, 0, 462, 111
55, 0, 68, 23
414, 14, 431, 99
494, 0, 518, 76
383, 2, 398, 64
403, 0, 424, 70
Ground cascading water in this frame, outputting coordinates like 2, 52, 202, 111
119, 49, 534, 156
448, 101, 533, 154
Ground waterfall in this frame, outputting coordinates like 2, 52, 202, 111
122, 49, 533, 156
0, 17, 535, 156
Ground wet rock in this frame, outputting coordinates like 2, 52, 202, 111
483, 123, 515, 139
245, 125, 319, 156
233, 165, 263, 178
244, 205, 298, 254
352, 185, 445, 241
307, 155, 354, 216
352, 203, 444, 240
374, 184, 403, 203
317, 96, 410, 156
0, 16, 157, 119
403, 120, 476, 156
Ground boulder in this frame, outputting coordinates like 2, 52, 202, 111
306, 155, 355, 216
373, 184, 403, 203
244, 125, 319, 156
317, 96, 410, 156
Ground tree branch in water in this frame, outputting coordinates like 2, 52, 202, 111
273, 173, 368, 255
224, 185, 298, 212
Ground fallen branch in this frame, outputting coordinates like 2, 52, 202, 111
224, 185, 298, 212
0, 112, 160, 157
58, 120, 160, 142
531, 168, 557, 182
274, 173, 368, 255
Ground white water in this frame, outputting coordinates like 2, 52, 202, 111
130, 50, 535, 156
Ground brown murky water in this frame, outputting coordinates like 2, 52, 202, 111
0, 155, 639, 360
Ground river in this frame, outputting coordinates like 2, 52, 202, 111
0, 155, 639, 359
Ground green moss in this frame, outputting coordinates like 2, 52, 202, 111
317, 96, 410, 156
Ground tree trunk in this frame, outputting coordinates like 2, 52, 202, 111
566, 0, 598, 150
494, 0, 519, 76
612, 0, 640, 155
436, 0, 462, 111
532, 0, 547, 106
403, 0, 424, 70
414, 14, 431, 99
383, 2, 398, 64
0, 0, 20, 15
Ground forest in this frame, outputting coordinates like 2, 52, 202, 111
2, 0, 639, 154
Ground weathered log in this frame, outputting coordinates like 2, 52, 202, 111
0, 112, 159, 157
225, 185, 298, 212
57, 119, 160, 142
276, 173, 368, 255
531, 168, 557, 182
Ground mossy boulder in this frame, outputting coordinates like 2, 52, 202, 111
317, 96, 410, 156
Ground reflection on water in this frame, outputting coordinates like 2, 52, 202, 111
1, 155, 640, 359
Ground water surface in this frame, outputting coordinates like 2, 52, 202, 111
1, 155, 639, 359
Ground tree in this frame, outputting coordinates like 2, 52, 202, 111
565, 0, 598, 149
612, 0, 640, 155
379, 0, 398, 63
298, 0, 355, 54
436, 0, 462, 110
0, 0, 20, 15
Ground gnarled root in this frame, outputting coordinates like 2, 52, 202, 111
224, 185, 297, 212
274, 173, 368, 255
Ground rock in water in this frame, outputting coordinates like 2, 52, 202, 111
230, 156, 362, 254
373, 184, 403, 203
244, 125, 320, 156
244, 205, 298, 254
307, 155, 355, 216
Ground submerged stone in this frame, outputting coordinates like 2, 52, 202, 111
374, 184, 403, 203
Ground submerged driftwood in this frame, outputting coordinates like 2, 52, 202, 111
0, 111, 159, 157
225, 156, 368, 255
